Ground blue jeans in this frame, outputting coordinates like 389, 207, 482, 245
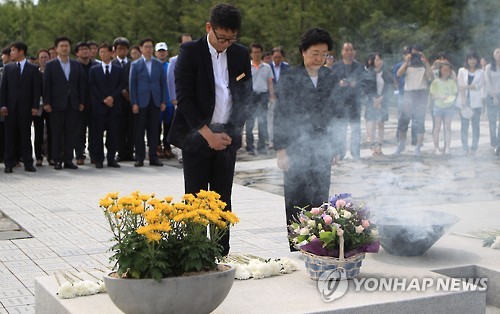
461, 107, 482, 152
486, 96, 500, 147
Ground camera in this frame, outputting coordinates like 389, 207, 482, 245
411, 53, 423, 66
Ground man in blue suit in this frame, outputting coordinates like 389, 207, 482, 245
89, 43, 125, 169
129, 38, 166, 167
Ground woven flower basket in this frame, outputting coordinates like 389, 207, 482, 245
300, 235, 365, 280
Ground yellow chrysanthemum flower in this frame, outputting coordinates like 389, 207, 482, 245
164, 196, 173, 203
132, 205, 145, 214
144, 231, 162, 242
106, 192, 120, 199
109, 205, 121, 213
99, 198, 113, 208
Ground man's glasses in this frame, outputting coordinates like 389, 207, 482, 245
213, 29, 238, 44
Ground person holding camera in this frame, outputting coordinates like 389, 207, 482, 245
394, 45, 434, 156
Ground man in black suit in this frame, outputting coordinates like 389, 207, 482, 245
74, 41, 97, 165
89, 43, 124, 169
0, 42, 41, 173
43, 36, 86, 170
112, 37, 135, 162
168, 3, 253, 256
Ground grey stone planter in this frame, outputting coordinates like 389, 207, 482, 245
103, 264, 235, 314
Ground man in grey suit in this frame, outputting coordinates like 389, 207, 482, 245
0, 41, 41, 173
43, 36, 86, 170
129, 38, 166, 167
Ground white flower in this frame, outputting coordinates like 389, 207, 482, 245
268, 260, 282, 276
328, 206, 340, 218
355, 225, 365, 234
248, 260, 268, 279
342, 210, 352, 219
279, 258, 298, 274
370, 229, 378, 237
299, 227, 309, 236
58, 282, 76, 299
233, 264, 252, 280
97, 281, 106, 293
307, 220, 316, 228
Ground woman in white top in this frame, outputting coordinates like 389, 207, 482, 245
457, 52, 484, 156
484, 48, 500, 153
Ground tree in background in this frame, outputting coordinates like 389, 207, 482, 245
1, 0, 499, 66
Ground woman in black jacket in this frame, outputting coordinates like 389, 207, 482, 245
273, 28, 338, 251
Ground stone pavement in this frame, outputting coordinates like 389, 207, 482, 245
1, 115, 500, 313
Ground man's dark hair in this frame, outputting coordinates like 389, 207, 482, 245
10, 41, 28, 56
209, 3, 241, 32
54, 36, 72, 47
299, 28, 333, 53
87, 40, 98, 48
74, 41, 90, 53
262, 51, 272, 60
139, 38, 154, 47
113, 37, 130, 49
98, 43, 112, 52
178, 34, 192, 44
2, 47, 10, 55
250, 43, 263, 52
130, 45, 140, 52
272, 46, 286, 58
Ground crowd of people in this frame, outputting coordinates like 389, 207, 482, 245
2, 3, 500, 256
0, 34, 193, 173
250, 42, 500, 161
1, 27, 500, 175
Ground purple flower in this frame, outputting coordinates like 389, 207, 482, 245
330, 193, 352, 207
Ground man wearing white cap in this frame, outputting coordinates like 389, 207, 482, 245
154, 42, 175, 159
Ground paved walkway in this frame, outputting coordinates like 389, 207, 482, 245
1, 115, 500, 313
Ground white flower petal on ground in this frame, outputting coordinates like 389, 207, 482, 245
279, 258, 298, 274
97, 281, 107, 293
268, 260, 282, 276
233, 264, 252, 280
57, 282, 76, 299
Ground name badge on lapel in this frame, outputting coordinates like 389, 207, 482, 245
236, 73, 246, 81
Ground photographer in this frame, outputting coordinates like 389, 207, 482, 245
394, 45, 434, 156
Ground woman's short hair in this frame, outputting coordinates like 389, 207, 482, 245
299, 28, 333, 53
